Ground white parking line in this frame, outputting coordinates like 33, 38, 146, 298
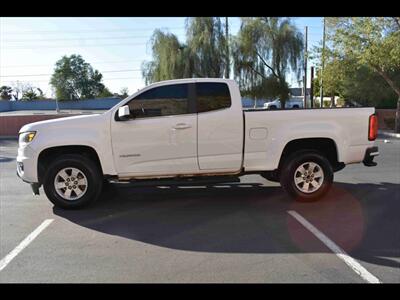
287, 210, 381, 284
0, 219, 54, 272
178, 186, 207, 189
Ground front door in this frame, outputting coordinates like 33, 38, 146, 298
111, 83, 198, 177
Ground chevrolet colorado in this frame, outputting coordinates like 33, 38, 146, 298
17, 78, 379, 209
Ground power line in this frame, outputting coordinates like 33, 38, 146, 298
1, 27, 186, 35
0, 69, 142, 77
1, 35, 157, 43
1, 42, 149, 49
0, 76, 143, 83
1, 59, 146, 68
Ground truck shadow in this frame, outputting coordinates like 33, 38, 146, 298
0, 156, 15, 163
53, 180, 400, 269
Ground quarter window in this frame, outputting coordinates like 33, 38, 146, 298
128, 84, 189, 118
196, 82, 231, 113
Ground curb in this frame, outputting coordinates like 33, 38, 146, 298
378, 131, 400, 139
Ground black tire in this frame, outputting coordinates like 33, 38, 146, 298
43, 154, 103, 209
280, 150, 333, 202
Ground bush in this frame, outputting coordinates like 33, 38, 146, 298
376, 98, 398, 109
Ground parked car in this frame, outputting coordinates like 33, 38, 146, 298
17, 78, 379, 209
264, 99, 303, 109
242, 98, 269, 109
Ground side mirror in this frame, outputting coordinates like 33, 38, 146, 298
117, 105, 131, 121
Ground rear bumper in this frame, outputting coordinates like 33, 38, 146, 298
363, 146, 379, 167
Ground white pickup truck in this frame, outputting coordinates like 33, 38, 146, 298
17, 78, 379, 209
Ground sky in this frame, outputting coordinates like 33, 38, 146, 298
0, 17, 324, 98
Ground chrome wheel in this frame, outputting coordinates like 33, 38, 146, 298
54, 167, 88, 201
293, 162, 324, 194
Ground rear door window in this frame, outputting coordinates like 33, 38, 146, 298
196, 82, 231, 113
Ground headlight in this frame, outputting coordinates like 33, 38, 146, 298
19, 131, 36, 145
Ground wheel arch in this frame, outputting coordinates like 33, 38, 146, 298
278, 138, 343, 173
37, 145, 103, 184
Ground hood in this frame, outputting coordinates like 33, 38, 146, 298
19, 113, 105, 134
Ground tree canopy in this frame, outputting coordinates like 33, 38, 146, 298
0, 86, 13, 100
142, 17, 228, 84
185, 17, 227, 78
326, 17, 400, 98
2, 82, 46, 101
21, 86, 45, 101
50, 54, 108, 100
232, 17, 303, 107
311, 17, 400, 131
142, 30, 192, 84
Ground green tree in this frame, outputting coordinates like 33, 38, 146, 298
19, 86, 46, 101
21, 87, 39, 101
232, 17, 304, 108
340, 64, 399, 107
97, 87, 113, 98
10, 81, 32, 100
185, 17, 227, 77
50, 54, 107, 100
142, 17, 228, 84
0, 86, 13, 100
326, 17, 400, 132
142, 30, 192, 84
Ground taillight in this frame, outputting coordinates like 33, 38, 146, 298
368, 114, 378, 141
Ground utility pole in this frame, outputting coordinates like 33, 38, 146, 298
55, 98, 60, 113
310, 66, 314, 108
319, 17, 326, 108
303, 26, 308, 109
225, 17, 230, 79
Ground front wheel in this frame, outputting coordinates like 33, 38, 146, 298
43, 154, 103, 209
280, 151, 333, 202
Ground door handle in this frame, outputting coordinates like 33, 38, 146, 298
173, 123, 191, 130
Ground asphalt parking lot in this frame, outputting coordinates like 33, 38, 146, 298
0, 137, 399, 283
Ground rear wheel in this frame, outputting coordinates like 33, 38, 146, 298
43, 154, 103, 209
280, 151, 333, 202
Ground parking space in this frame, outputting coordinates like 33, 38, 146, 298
0, 138, 399, 283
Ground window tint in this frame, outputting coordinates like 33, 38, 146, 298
196, 83, 231, 113
128, 84, 189, 118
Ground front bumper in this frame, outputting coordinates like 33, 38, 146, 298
16, 168, 41, 195
16, 142, 41, 196
363, 146, 379, 167
16, 143, 39, 183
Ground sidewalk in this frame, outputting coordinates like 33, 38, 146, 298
378, 130, 400, 139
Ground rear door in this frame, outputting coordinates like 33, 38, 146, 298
196, 81, 244, 171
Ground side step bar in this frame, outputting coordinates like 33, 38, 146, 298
110, 175, 241, 187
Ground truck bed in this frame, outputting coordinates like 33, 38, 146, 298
243, 107, 376, 171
